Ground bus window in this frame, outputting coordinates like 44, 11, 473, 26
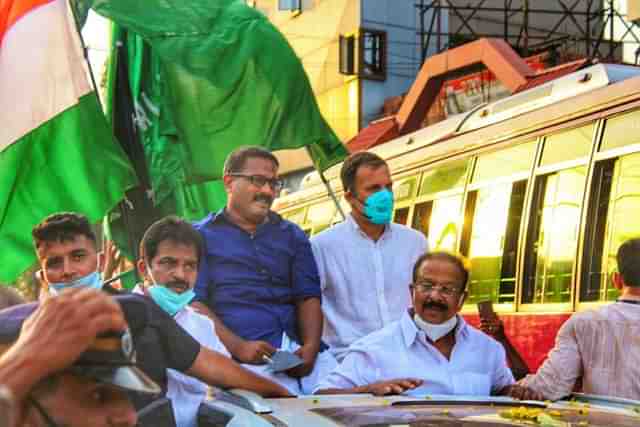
600, 110, 640, 152
412, 201, 433, 238
419, 159, 469, 198
540, 125, 594, 167
464, 181, 526, 305
472, 141, 536, 184
581, 153, 640, 302
393, 207, 409, 225
428, 195, 463, 252
523, 166, 587, 304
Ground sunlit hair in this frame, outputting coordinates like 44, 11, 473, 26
340, 151, 388, 195
139, 216, 204, 265
617, 238, 640, 287
412, 251, 470, 291
223, 146, 279, 175
32, 212, 96, 250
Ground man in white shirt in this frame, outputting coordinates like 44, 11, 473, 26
311, 152, 428, 362
316, 252, 516, 396
135, 216, 287, 426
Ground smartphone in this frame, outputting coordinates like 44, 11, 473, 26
477, 300, 495, 319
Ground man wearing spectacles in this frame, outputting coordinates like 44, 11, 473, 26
192, 146, 337, 395
316, 252, 519, 397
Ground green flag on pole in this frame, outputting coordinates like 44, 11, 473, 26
0, 0, 137, 284
89, 0, 347, 183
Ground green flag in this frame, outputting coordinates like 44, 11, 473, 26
0, 0, 137, 284
88, 0, 347, 183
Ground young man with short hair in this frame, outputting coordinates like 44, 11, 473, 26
311, 152, 428, 361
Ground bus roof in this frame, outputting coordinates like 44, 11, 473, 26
296, 63, 640, 193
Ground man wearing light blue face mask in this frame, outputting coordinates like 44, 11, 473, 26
311, 152, 429, 362
133, 216, 232, 427
32, 213, 110, 299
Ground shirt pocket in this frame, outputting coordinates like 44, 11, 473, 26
451, 372, 491, 395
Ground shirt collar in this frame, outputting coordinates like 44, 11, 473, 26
400, 310, 469, 348
208, 208, 282, 228
346, 213, 392, 240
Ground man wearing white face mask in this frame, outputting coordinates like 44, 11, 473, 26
316, 252, 520, 397
311, 152, 428, 362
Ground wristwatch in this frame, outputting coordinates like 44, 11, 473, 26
0, 385, 15, 427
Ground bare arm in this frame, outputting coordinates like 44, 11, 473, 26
316, 379, 423, 396
191, 301, 275, 364
286, 297, 322, 378
186, 347, 292, 397
480, 316, 529, 380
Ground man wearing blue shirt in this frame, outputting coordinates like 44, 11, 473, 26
192, 147, 336, 395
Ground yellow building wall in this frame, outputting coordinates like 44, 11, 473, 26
251, 0, 361, 143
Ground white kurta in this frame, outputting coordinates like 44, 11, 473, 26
316, 312, 514, 396
311, 215, 428, 361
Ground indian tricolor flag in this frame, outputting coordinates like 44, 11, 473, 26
0, 0, 137, 283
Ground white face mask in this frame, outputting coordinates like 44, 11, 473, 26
414, 313, 458, 342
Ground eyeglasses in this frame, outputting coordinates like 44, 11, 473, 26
229, 174, 284, 192
411, 280, 462, 296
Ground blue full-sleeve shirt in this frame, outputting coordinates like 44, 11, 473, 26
193, 210, 322, 348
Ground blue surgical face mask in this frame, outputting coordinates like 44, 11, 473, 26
361, 188, 394, 225
49, 271, 103, 295
148, 285, 195, 316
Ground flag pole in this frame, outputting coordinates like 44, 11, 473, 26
306, 147, 346, 221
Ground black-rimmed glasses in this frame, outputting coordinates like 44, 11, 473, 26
229, 174, 284, 192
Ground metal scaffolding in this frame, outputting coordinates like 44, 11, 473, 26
417, 0, 640, 64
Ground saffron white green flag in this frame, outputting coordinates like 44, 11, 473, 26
0, 0, 137, 283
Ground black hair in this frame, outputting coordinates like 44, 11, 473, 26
32, 212, 96, 250
223, 146, 279, 175
139, 216, 204, 265
412, 251, 470, 291
340, 151, 388, 195
617, 238, 640, 287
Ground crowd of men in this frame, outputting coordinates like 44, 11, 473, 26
1, 147, 639, 427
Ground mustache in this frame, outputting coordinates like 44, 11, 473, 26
254, 194, 273, 204
166, 281, 189, 291
423, 300, 449, 311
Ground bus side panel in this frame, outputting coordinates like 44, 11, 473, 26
464, 313, 571, 372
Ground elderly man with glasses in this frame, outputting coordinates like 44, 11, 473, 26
316, 252, 527, 397
191, 146, 336, 396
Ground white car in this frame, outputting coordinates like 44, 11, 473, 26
197, 390, 640, 426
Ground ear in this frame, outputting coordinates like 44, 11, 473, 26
222, 174, 234, 194
97, 250, 105, 273
457, 291, 468, 309
137, 259, 148, 281
612, 272, 625, 291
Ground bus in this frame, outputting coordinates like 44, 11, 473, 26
273, 62, 640, 372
